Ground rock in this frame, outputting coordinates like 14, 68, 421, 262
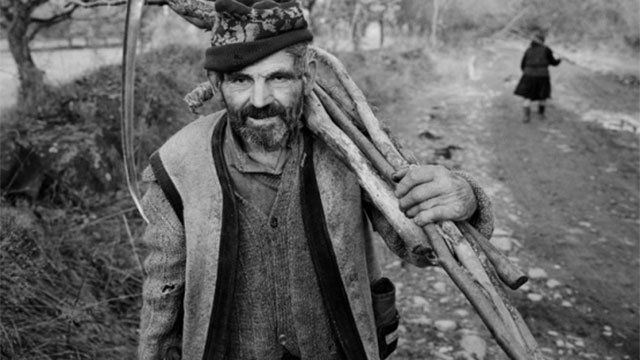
556, 339, 565, 348
520, 283, 531, 292
406, 315, 432, 326
561, 300, 573, 307
433, 281, 447, 293
547, 330, 559, 337
412, 295, 430, 309
434, 319, 457, 332
528, 267, 548, 279
527, 293, 543, 302
453, 309, 469, 317
460, 334, 487, 360
574, 339, 585, 348
546, 279, 561, 289
490, 236, 513, 252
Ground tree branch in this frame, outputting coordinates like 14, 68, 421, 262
27, 0, 167, 41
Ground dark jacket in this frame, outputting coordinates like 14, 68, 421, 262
520, 42, 561, 77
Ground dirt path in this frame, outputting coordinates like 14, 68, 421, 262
380, 41, 639, 359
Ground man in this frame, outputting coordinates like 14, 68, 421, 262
138, 1, 493, 360
514, 31, 562, 123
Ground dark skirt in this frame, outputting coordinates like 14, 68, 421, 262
514, 75, 552, 100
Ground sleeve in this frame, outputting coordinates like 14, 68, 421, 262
138, 167, 186, 360
546, 48, 562, 66
452, 170, 494, 239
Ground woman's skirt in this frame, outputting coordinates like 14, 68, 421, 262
514, 75, 552, 100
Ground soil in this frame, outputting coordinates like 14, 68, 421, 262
377, 41, 639, 360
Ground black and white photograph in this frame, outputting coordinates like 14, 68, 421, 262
1, 0, 638, 359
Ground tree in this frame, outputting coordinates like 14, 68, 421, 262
0, 0, 165, 103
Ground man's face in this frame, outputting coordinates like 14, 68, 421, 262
219, 51, 306, 151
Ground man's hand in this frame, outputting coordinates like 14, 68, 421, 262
393, 165, 477, 226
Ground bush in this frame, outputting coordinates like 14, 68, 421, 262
0, 44, 219, 359
0, 44, 221, 208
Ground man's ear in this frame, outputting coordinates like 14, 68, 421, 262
303, 58, 317, 96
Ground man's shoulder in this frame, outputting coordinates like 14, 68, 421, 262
159, 110, 226, 153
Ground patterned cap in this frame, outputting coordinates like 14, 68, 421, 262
204, 0, 313, 73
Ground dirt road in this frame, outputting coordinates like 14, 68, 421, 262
379, 41, 639, 359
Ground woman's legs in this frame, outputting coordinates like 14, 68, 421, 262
522, 99, 532, 123
538, 99, 546, 119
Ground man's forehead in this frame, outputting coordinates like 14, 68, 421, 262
234, 50, 296, 76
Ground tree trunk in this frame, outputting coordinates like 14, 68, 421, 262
430, 0, 439, 47
2, 1, 46, 103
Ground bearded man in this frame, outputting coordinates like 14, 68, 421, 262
138, 1, 494, 360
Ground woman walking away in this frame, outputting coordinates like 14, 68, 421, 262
514, 32, 562, 123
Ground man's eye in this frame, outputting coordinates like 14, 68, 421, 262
230, 77, 249, 84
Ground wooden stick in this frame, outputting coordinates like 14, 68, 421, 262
307, 50, 546, 358
314, 86, 395, 182
313, 46, 528, 291
310, 46, 407, 170
305, 93, 434, 267
424, 224, 531, 360
437, 222, 528, 348
306, 94, 532, 360
459, 221, 528, 290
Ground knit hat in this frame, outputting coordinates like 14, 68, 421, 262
204, 0, 313, 73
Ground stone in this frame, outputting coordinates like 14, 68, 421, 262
555, 339, 565, 348
460, 334, 487, 360
433, 281, 447, 293
547, 330, 559, 337
490, 236, 513, 252
561, 300, 573, 307
412, 296, 430, 309
434, 319, 457, 332
454, 309, 469, 317
406, 315, 432, 326
546, 279, 561, 289
527, 293, 543, 302
528, 267, 548, 279
574, 339, 585, 348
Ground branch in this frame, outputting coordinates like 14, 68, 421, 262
62, 0, 166, 9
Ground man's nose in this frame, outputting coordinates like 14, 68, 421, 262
250, 79, 273, 108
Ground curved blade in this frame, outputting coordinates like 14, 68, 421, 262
121, 0, 149, 223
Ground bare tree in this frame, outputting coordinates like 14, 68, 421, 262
0, 0, 166, 102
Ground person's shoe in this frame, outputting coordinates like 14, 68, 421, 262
523, 107, 531, 123
538, 105, 546, 120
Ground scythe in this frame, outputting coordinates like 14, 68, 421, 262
121, 0, 217, 223
122, 0, 148, 223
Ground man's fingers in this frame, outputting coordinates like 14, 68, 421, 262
394, 166, 439, 197
398, 182, 443, 211
411, 206, 449, 226
405, 197, 441, 218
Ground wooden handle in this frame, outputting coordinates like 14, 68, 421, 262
459, 222, 528, 290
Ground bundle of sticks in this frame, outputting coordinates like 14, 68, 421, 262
304, 46, 545, 360
184, 46, 545, 360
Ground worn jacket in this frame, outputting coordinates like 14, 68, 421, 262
138, 111, 494, 360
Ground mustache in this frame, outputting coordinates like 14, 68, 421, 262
241, 103, 287, 119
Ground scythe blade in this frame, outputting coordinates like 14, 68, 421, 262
121, 0, 149, 223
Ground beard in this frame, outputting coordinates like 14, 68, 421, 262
225, 95, 304, 152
